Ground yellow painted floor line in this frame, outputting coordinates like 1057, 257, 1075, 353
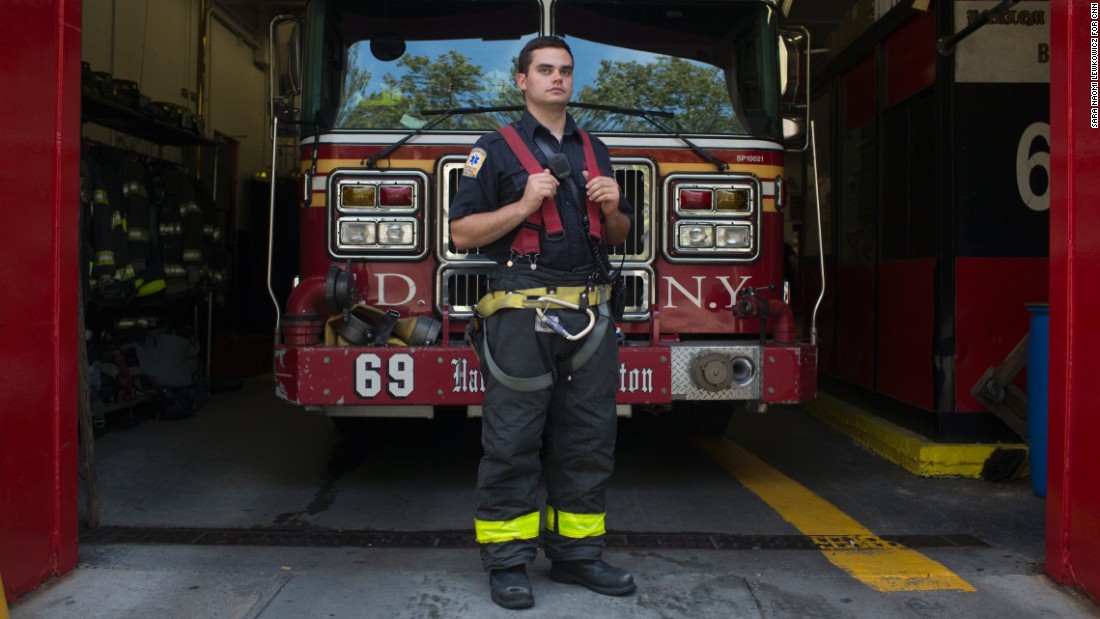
691, 436, 976, 593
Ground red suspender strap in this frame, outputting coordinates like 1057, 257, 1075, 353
578, 130, 603, 241
498, 124, 562, 257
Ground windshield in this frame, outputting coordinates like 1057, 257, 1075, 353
316, 0, 781, 138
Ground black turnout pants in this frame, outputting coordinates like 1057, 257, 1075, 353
474, 302, 619, 571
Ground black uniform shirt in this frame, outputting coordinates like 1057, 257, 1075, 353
448, 110, 633, 273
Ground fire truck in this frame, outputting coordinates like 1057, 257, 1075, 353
268, 0, 817, 432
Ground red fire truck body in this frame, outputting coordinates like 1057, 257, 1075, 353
270, 0, 817, 423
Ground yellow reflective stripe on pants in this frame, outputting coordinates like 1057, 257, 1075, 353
547, 506, 605, 539
475, 511, 540, 544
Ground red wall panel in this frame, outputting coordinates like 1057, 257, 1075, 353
833, 263, 876, 389
0, 0, 81, 601
1048, 0, 1100, 601
876, 259, 935, 409
843, 53, 878, 132
954, 258, 1048, 413
884, 8, 937, 108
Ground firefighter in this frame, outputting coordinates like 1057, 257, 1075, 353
449, 36, 635, 610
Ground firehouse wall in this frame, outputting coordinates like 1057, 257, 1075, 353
4, 0, 1100, 607
802, 6, 1048, 440
80, 0, 272, 232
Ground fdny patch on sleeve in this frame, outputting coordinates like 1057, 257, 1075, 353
463, 148, 487, 178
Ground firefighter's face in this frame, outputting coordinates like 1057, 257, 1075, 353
516, 47, 573, 108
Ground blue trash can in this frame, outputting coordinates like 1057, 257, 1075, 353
1026, 303, 1049, 498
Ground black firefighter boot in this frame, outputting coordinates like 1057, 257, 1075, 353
490, 564, 535, 610
550, 559, 636, 596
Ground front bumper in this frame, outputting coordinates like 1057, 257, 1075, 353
274, 342, 816, 407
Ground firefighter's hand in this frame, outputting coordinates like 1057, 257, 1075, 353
583, 170, 621, 216
585, 170, 630, 245
520, 170, 559, 216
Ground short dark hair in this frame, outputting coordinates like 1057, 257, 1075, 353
516, 36, 573, 75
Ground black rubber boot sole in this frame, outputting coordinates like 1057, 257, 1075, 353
490, 568, 535, 610
491, 587, 534, 610
549, 569, 637, 596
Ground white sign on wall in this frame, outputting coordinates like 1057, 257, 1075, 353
954, 1, 1051, 83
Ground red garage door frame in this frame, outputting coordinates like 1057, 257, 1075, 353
2, 0, 1100, 607
0, 0, 81, 602
1048, 0, 1100, 602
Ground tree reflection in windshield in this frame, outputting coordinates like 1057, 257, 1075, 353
336, 44, 525, 130
573, 56, 742, 134
335, 42, 746, 136
334, 13, 772, 136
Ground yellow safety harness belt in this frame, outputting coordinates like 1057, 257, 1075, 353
470, 286, 613, 393
474, 285, 611, 318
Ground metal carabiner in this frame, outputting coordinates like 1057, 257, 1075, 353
535, 296, 596, 341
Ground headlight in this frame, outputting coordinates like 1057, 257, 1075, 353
664, 175, 759, 262
339, 181, 418, 211
678, 223, 714, 248
716, 225, 751, 248
678, 188, 713, 210
678, 187, 752, 213
715, 188, 750, 212
379, 185, 414, 208
379, 221, 415, 246
675, 182, 755, 216
336, 217, 417, 250
339, 221, 377, 246
330, 171, 427, 260
342, 185, 377, 208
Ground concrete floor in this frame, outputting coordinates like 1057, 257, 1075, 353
10, 376, 1099, 618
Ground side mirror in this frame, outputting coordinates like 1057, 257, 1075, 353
779, 27, 810, 151
270, 16, 303, 126
276, 20, 303, 98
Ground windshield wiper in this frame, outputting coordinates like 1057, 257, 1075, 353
363, 105, 525, 168
366, 103, 728, 172
567, 102, 728, 172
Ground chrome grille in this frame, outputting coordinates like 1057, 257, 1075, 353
619, 268, 652, 321
437, 266, 651, 321
610, 162, 653, 262
439, 157, 654, 264
437, 155, 655, 320
438, 266, 493, 319
438, 158, 492, 262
